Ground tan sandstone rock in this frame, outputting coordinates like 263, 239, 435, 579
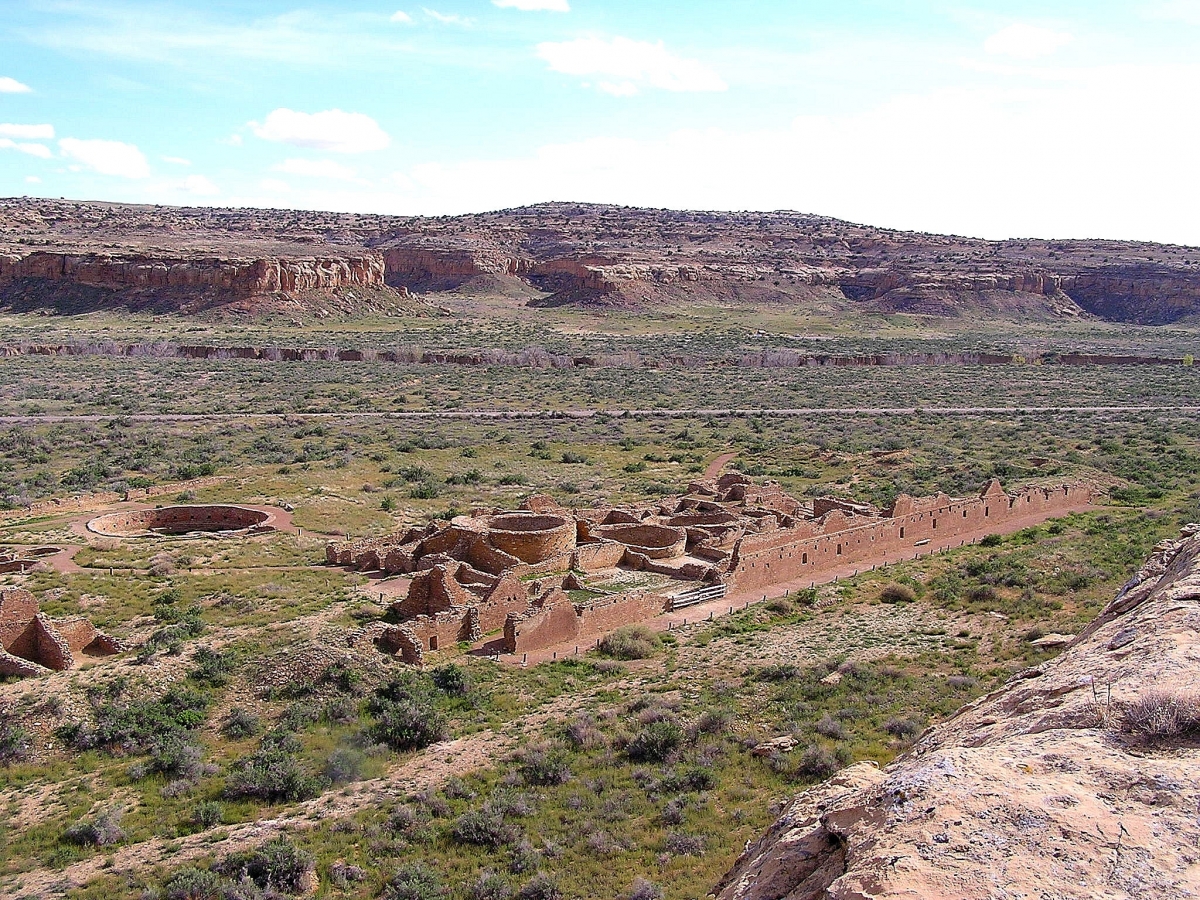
714, 527, 1200, 900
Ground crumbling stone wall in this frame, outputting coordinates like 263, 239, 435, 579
0, 588, 122, 675
572, 540, 627, 572
486, 513, 576, 564
730, 481, 1092, 593
503, 589, 579, 653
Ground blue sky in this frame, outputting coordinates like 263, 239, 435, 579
2, 1, 1200, 243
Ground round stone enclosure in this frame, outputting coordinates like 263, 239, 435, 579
87, 505, 274, 538
486, 513, 576, 564
596, 523, 687, 559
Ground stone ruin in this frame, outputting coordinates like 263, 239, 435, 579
0, 588, 124, 677
87, 504, 275, 538
0, 546, 62, 574
327, 474, 1094, 662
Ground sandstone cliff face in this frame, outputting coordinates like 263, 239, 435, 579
715, 526, 1200, 900
6, 198, 1200, 322
0, 251, 386, 297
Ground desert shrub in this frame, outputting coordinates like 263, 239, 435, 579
946, 675, 978, 689
452, 807, 518, 848
330, 862, 367, 888
142, 732, 207, 780
383, 862, 445, 900
0, 721, 32, 764
755, 663, 799, 681
564, 714, 605, 749
1120, 691, 1200, 738
223, 734, 326, 803
879, 582, 917, 604
980, 534, 1003, 547
189, 646, 236, 686
513, 744, 572, 786
598, 625, 662, 661
628, 878, 665, 900
663, 832, 705, 856
430, 663, 473, 696
222, 707, 262, 739
883, 716, 923, 739
560, 451, 588, 464
278, 702, 321, 732
517, 873, 561, 900
62, 808, 125, 847
323, 747, 366, 784
370, 698, 447, 752
797, 744, 840, 780
470, 872, 513, 900
626, 720, 684, 762
191, 800, 224, 829
693, 708, 733, 736
815, 714, 847, 740
663, 764, 716, 793
214, 837, 314, 894
164, 867, 224, 900
323, 696, 360, 725
76, 685, 209, 754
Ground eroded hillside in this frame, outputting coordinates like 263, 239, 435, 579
4, 198, 1200, 322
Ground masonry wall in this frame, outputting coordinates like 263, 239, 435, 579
572, 541, 627, 572
408, 609, 476, 653
576, 592, 668, 637
0, 589, 39, 655
503, 592, 579, 652
729, 483, 1091, 594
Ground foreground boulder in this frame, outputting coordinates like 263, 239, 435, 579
715, 526, 1200, 900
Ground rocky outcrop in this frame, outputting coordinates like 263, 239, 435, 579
715, 525, 1200, 900
0, 251, 386, 296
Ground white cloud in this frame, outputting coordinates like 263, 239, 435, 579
274, 158, 359, 181
423, 8, 474, 26
258, 178, 292, 193
390, 10, 413, 23
256, 64, 1187, 245
1149, 1, 1200, 24
0, 123, 54, 140
25, 175, 41, 184
182, 174, 219, 195
58, 138, 151, 178
493, 0, 569, 11
0, 77, 32, 94
536, 37, 726, 94
0, 139, 53, 159
984, 24, 1073, 59
249, 108, 391, 154
162, 155, 192, 165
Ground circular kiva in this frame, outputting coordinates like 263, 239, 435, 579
87, 505, 274, 538
486, 512, 576, 564
595, 523, 687, 559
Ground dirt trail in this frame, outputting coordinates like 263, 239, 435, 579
704, 450, 738, 479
